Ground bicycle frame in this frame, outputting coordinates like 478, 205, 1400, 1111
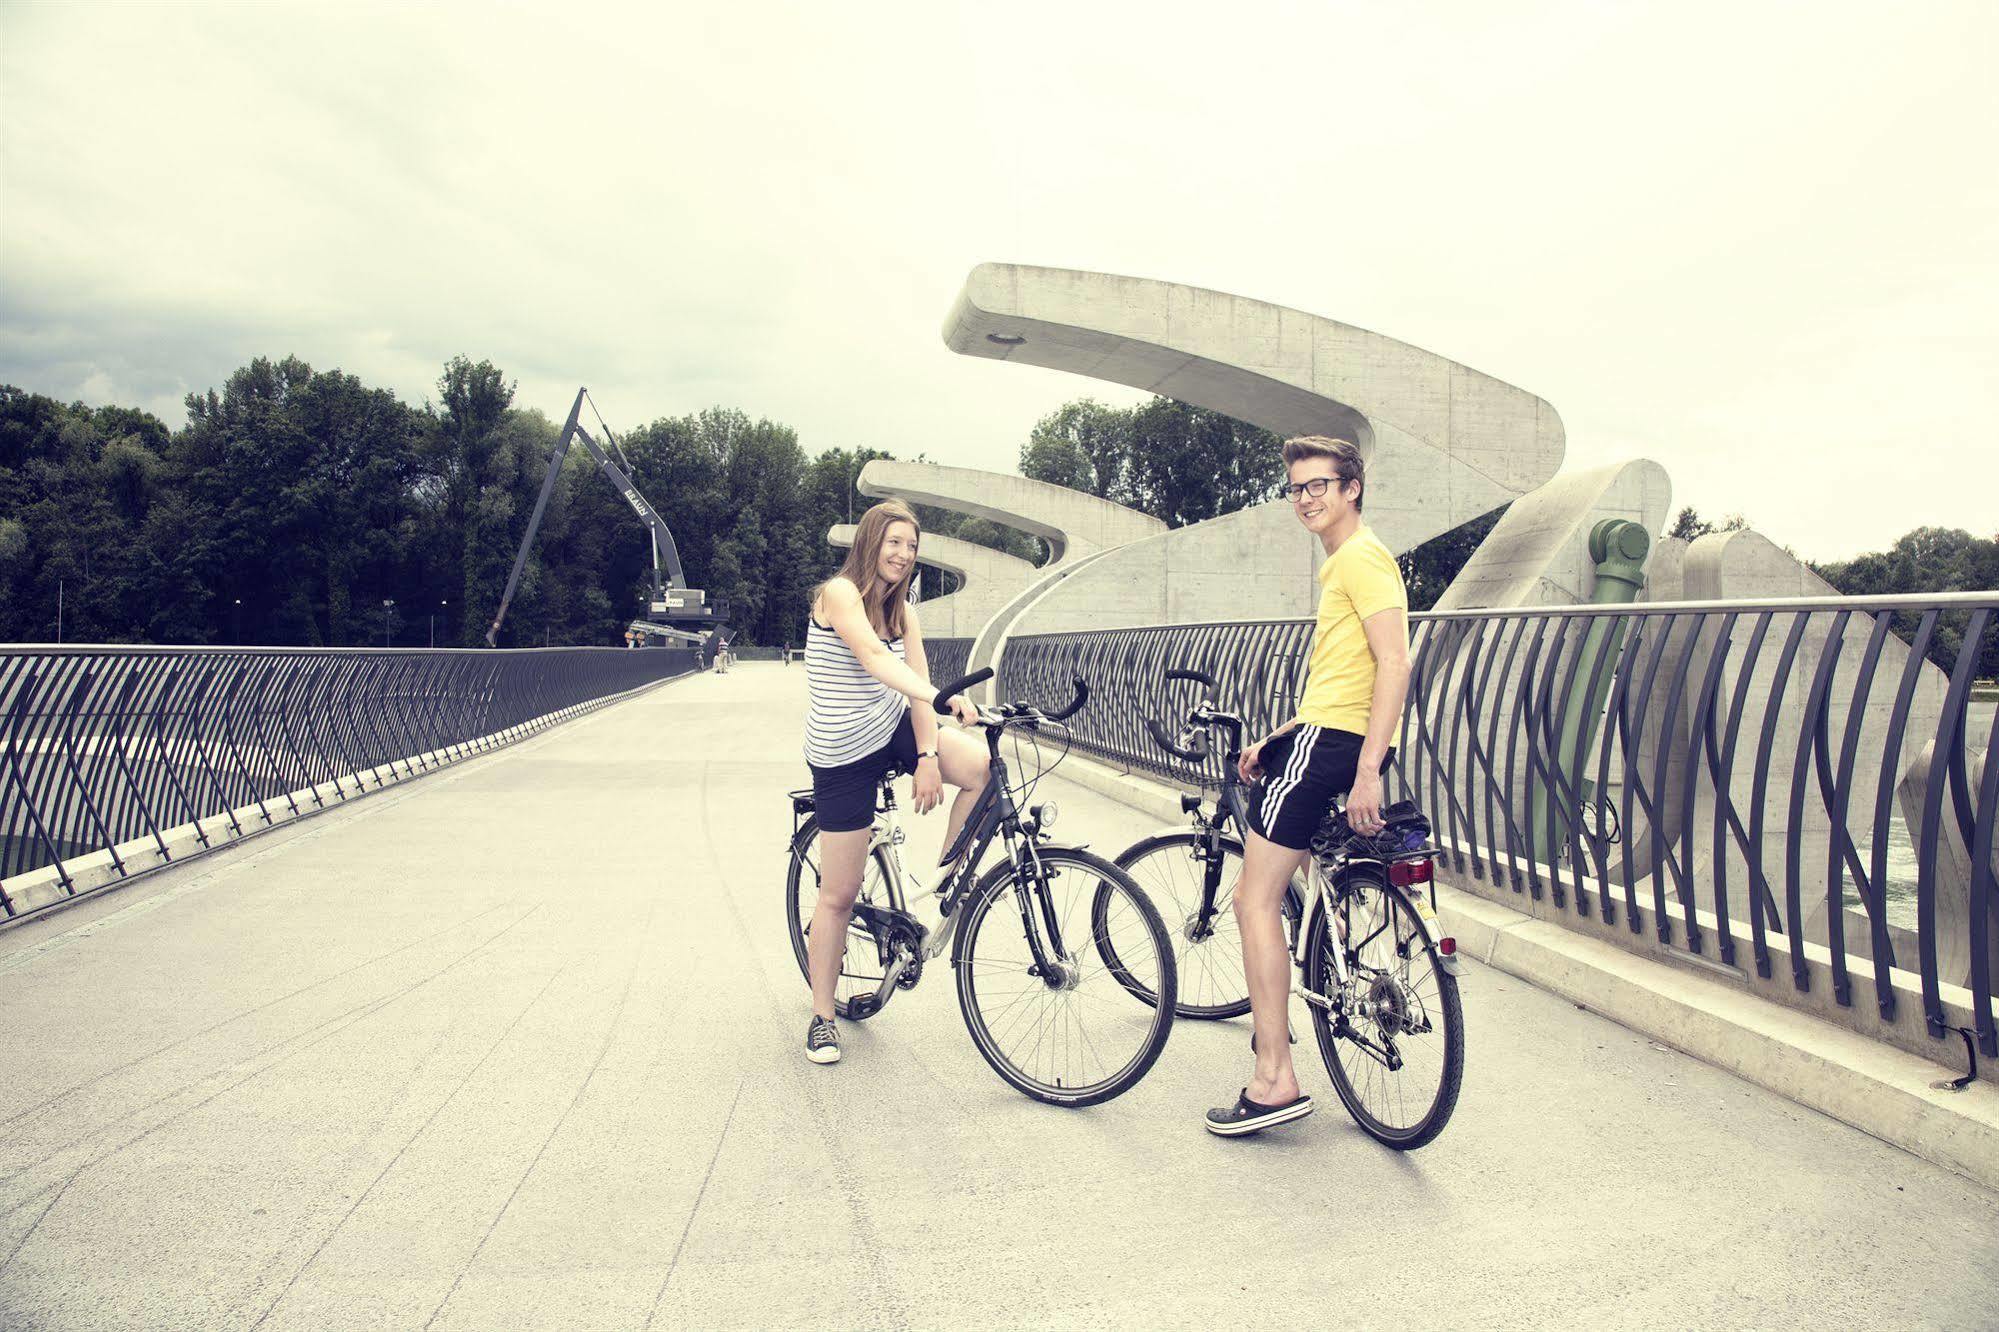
1142, 691, 1462, 1010
827, 717, 1077, 1005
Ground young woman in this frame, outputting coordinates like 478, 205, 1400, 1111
801, 499, 988, 1065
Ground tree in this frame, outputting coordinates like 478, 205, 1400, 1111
1018, 395, 1285, 530
433, 357, 518, 643
1816, 526, 1999, 677
1399, 507, 1509, 612
1019, 399, 1134, 504
1667, 507, 1749, 542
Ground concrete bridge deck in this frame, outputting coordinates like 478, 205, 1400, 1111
2, 664, 1993, 1330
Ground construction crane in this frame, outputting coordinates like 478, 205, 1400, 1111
485, 388, 720, 647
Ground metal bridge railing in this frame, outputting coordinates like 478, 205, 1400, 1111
922, 638, 975, 692
1000, 593, 1999, 1064
0, 645, 700, 917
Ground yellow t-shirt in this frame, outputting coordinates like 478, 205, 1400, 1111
1294, 525, 1407, 735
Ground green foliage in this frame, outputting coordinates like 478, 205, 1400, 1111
1399, 507, 1508, 612
0, 360, 1049, 650
1668, 507, 1749, 541
1018, 397, 1286, 523
1815, 526, 1999, 677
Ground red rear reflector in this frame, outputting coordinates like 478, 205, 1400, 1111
1388, 859, 1434, 887
1438, 937, 1456, 956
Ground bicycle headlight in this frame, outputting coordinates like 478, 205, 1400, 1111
1032, 800, 1059, 831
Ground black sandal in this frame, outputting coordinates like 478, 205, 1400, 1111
1204, 1089, 1313, 1137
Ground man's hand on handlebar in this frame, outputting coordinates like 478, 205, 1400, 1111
1238, 738, 1266, 785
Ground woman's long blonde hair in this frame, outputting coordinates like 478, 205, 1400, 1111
816, 499, 920, 639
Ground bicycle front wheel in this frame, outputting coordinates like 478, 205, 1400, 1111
955, 848, 1176, 1107
1110, 829, 1251, 1019
1305, 865, 1463, 1149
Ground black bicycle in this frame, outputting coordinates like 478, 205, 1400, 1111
1108, 667, 1465, 1148
785, 668, 1178, 1107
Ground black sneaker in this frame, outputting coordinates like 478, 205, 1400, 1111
805, 1015, 841, 1065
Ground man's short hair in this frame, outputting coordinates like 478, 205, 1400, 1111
1282, 435, 1365, 512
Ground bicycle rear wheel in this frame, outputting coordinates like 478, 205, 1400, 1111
955, 848, 1176, 1107
1304, 865, 1463, 1149
785, 815, 901, 1022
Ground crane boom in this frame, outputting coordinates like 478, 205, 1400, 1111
485, 387, 712, 646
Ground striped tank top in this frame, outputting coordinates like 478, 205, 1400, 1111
803, 618, 909, 768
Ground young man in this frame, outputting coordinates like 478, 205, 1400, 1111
1204, 436, 1411, 1136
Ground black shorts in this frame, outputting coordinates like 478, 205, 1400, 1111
809, 712, 918, 833
1246, 725, 1394, 851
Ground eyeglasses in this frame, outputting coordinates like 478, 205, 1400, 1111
1281, 476, 1347, 502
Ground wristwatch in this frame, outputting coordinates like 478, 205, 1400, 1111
916, 749, 939, 762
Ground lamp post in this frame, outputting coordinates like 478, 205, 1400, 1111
232, 598, 242, 646
430, 599, 448, 648
382, 598, 395, 648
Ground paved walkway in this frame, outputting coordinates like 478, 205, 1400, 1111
2, 664, 1993, 1330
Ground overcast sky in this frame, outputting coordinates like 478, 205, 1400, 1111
3, 1, 1993, 561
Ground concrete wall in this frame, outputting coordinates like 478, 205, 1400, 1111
1675, 531, 1948, 954
999, 501, 1319, 635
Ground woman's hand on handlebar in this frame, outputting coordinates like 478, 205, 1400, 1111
942, 694, 980, 728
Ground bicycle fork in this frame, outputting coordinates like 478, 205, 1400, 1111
1008, 837, 1078, 990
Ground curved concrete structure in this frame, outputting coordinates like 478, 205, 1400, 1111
998, 500, 1320, 633
945, 263, 1566, 555
826, 523, 1036, 639
852, 458, 1166, 697
856, 458, 1163, 566
1432, 460, 1673, 610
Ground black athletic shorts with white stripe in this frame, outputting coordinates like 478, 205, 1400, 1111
1246, 725, 1395, 851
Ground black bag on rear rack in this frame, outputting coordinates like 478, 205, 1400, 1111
1309, 800, 1433, 869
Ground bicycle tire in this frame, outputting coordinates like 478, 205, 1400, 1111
1107, 830, 1252, 1019
955, 847, 1177, 1107
1304, 864, 1464, 1149
785, 814, 902, 1022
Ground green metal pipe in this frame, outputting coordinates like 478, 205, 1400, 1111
1532, 518, 1651, 862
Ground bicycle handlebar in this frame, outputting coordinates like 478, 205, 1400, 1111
1164, 667, 1217, 693
1145, 716, 1210, 763
932, 667, 995, 716
933, 667, 1088, 728
1042, 676, 1089, 723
